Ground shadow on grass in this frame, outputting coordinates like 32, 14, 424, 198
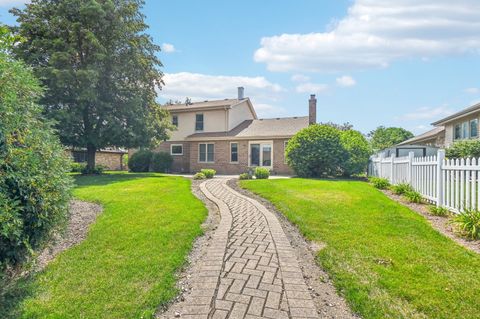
0, 273, 37, 319
74, 172, 169, 189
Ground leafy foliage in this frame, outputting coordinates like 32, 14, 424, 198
200, 169, 216, 179
193, 172, 206, 180
0, 35, 72, 270
286, 124, 348, 177
254, 167, 270, 179
239, 173, 253, 180
429, 206, 450, 217
446, 140, 480, 159
368, 177, 390, 189
368, 126, 414, 151
404, 190, 423, 203
452, 209, 480, 240
71, 162, 86, 173
340, 130, 371, 176
81, 164, 106, 175
11, 0, 171, 169
391, 183, 414, 195
128, 150, 153, 172
150, 152, 173, 173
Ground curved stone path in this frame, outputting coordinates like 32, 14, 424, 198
172, 178, 318, 319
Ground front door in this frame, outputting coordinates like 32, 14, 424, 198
250, 142, 272, 168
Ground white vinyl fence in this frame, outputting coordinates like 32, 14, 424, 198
368, 150, 480, 214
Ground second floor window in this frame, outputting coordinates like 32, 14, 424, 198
172, 115, 178, 127
195, 114, 204, 131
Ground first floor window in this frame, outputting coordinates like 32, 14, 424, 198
230, 143, 238, 162
171, 144, 183, 155
455, 124, 462, 140
199, 143, 214, 162
470, 119, 478, 138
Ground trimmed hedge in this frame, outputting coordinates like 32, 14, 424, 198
128, 149, 153, 172
200, 169, 216, 179
254, 167, 270, 179
151, 152, 173, 173
446, 140, 480, 159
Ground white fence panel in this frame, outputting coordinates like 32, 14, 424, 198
368, 150, 480, 213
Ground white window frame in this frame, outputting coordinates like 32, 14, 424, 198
248, 140, 273, 169
230, 142, 239, 164
170, 144, 183, 156
470, 119, 478, 138
198, 143, 215, 163
195, 113, 204, 132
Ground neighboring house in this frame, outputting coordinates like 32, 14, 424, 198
377, 144, 440, 158
395, 101, 480, 150
151, 88, 316, 175
67, 148, 127, 170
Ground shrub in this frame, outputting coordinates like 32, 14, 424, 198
193, 172, 206, 180
446, 140, 480, 159
200, 169, 216, 179
404, 190, 423, 203
254, 167, 270, 179
340, 130, 371, 176
451, 209, 480, 240
239, 173, 253, 180
150, 152, 173, 173
128, 149, 153, 172
0, 49, 72, 270
286, 124, 348, 177
391, 183, 414, 195
368, 177, 390, 189
71, 162, 86, 173
429, 206, 450, 217
81, 165, 106, 175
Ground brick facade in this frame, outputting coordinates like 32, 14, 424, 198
155, 139, 294, 175
67, 150, 126, 171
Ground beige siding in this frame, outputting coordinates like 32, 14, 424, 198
444, 112, 480, 147
169, 109, 228, 141
228, 100, 255, 130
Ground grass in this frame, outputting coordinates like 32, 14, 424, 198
1, 172, 207, 319
241, 178, 480, 319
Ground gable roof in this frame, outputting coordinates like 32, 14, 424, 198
432, 102, 480, 126
397, 126, 445, 146
186, 116, 309, 140
162, 98, 258, 118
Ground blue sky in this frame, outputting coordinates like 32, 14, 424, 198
1, 0, 480, 135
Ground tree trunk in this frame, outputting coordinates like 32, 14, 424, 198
86, 144, 96, 171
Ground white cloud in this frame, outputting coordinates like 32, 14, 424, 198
159, 72, 286, 118
0, 0, 27, 6
161, 43, 176, 53
254, 0, 480, 72
295, 82, 328, 93
397, 106, 454, 121
336, 75, 356, 87
465, 87, 480, 94
291, 74, 310, 82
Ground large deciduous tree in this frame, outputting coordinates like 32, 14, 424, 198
368, 126, 414, 151
11, 0, 170, 170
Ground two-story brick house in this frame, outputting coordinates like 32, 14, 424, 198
154, 88, 316, 175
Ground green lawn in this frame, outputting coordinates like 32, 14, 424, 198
2, 172, 207, 319
241, 178, 480, 319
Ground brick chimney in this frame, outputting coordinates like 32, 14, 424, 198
309, 94, 317, 125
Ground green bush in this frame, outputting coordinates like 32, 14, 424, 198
200, 169, 216, 179
404, 190, 423, 203
254, 167, 270, 179
451, 209, 480, 240
151, 152, 173, 173
340, 130, 371, 176
391, 183, 414, 195
81, 165, 106, 175
193, 172, 206, 180
368, 177, 390, 189
0, 49, 72, 270
239, 172, 252, 180
128, 149, 153, 172
286, 124, 348, 177
71, 162, 86, 173
446, 140, 480, 159
429, 206, 450, 217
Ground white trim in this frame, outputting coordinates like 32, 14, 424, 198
248, 140, 273, 169
230, 142, 239, 164
170, 144, 183, 156
198, 142, 215, 163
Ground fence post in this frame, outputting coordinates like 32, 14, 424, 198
390, 154, 395, 184
408, 151, 414, 185
436, 149, 445, 207
378, 153, 383, 178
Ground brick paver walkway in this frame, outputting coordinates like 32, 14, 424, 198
176, 178, 318, 319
